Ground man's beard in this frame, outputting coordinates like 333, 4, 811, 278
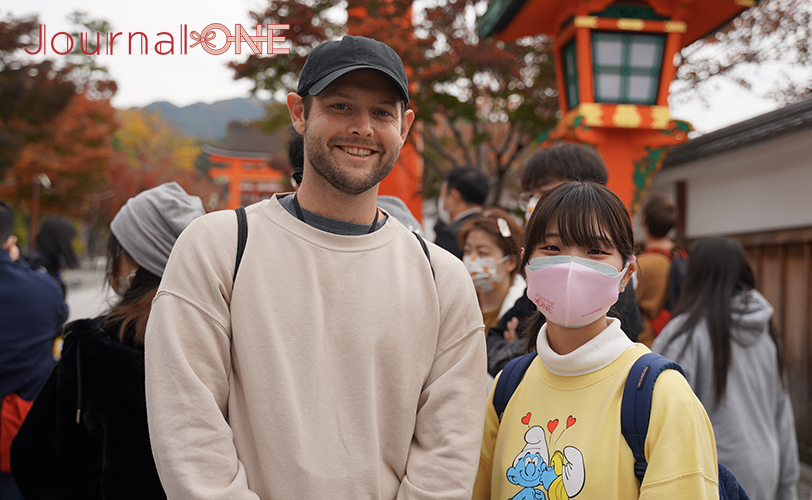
304, 131, 399, 195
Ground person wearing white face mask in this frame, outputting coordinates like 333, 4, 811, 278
459, 208, 523, 333
11, 182, 205, 500
434, 165, 490, 259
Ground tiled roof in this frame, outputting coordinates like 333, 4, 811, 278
663, 97, 812, 168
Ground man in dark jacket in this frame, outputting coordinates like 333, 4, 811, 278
434, 166, 489, 259
0, 200, 68, 500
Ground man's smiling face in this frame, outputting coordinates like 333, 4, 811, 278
301, 70, 413, 195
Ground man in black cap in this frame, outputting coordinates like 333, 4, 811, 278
146, 36, 487, 499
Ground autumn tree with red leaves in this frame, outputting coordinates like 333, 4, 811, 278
0, 93, 118, 219
0, 11, 124, 255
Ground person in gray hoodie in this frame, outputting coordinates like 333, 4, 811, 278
652, 236, 799, 500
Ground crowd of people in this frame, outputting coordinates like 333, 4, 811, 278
0, 35, 804, 500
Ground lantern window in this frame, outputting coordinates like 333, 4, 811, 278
562, 41, 579, 110
592, 32, 664, 105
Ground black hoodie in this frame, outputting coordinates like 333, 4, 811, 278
10, 317, 166, 499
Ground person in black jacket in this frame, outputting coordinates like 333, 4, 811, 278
486, 143, 642, 376
25, 216, 79, 298
10, 182, 205, 500
434, 166, 489, 259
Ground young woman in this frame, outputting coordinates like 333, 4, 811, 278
11, 182, 205, 500
473, 182, 718, 499
459, 208, 524, 333
652, 237, 799, 500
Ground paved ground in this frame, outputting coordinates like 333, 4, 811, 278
63, 257, 116, 322
61, 260, 812, 498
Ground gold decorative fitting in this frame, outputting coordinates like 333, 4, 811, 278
736, 0, 755, 6
664, 21, 687, 33
651, 107, 671, 129
574, 16, 598, 28
580, 103, 603, 127
612, 105, 642, 128
617, 18, 645, 31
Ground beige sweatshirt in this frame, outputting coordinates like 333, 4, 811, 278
145, 195, 487, 499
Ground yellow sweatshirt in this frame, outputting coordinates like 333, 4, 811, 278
145, 195, 487, 499
473, 320, 719, 500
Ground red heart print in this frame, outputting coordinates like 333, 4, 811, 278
566, 415, 576, 429
521, 413, 531, 425
547, 419, 559, 433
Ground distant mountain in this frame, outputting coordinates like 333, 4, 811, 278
137, 96, 270, 140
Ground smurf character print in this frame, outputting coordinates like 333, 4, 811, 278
504, 414, 585, 500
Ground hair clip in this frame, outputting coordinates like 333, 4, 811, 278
497, 218, 511, 238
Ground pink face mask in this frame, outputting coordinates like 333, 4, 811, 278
525, 255, 635, 328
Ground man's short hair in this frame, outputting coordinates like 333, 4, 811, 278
0, 200, 14, 242
521, 142, 608, 192
642, 192, 676, 238
445, 166, 489, 207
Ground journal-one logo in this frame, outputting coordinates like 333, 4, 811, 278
25, 24, 291, 56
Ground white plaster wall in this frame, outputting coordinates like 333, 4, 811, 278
649, 128, 812, 238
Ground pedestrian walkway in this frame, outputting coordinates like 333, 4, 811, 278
64, 257, 115, 322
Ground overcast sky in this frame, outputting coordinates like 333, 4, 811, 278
7, 0, 799, 134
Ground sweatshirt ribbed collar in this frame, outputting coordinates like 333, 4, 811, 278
535, 317, 634, 376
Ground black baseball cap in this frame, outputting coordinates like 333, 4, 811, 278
296, 35, 409, 105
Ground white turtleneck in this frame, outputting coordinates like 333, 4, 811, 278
535, 317, 635, 376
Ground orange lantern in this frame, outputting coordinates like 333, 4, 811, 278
479, 0, 757, 211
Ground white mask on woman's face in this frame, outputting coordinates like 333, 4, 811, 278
112, 269, 137, 296
464, 254, 510, 293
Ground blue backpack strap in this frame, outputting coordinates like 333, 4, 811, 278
492, 352, 538, 422
620, 352, 684, 483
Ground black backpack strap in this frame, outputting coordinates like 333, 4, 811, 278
233, 207, 248, 285
411, 231, 434, 280
620, 352, 684, 483
492, 351, 538, 422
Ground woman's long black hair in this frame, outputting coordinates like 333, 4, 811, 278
34, 216, 79, 276
522, 181, 636, 352
662, 236, 783, 405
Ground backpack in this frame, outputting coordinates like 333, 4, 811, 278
642, 247, 688, 335
492, 351, 750, 499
